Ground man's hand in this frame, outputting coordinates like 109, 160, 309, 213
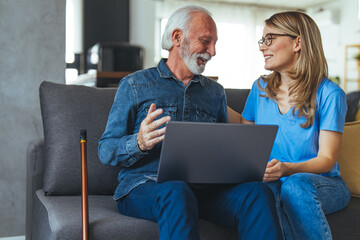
137, 103, 171, 152
263, 159, 289, 182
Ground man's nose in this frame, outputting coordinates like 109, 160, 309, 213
208, 43, 216, 57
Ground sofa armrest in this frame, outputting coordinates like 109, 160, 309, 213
26, 138, 45, 240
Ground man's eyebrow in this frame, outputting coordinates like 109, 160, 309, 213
200, 36, 217, 41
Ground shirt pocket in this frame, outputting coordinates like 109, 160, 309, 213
196, 108, 216, 122
144, 104, 177, 121
161, 106, 177, 120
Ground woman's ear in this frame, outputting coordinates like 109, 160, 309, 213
294, 36, 301, 52
171, 28, 182, 47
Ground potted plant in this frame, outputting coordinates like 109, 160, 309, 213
355, 52, 360, 68
329, 76, 340, 85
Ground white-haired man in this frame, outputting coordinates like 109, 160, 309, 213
99, 5, 282, 240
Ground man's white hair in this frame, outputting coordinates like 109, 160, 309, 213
161, 5, 213, 51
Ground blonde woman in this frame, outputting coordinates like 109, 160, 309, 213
228, 11, 350, 239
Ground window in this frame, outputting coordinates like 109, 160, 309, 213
156, 1, 283, 89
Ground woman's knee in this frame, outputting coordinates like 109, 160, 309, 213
280, 173, 316, 205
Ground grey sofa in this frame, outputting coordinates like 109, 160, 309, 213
26, 81, 360, 240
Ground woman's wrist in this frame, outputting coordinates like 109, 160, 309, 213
282, 162, 295, 176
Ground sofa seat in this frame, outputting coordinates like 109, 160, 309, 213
32, 190, 238, 240
32, 185, 360, 240
327, 197, 360, 239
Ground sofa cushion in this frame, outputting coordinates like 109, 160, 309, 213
33, 190, 238, 240
40, 81, 121, 195
356, 108, 360, 121
327, 197, 360, 239
337, 121, 360, 197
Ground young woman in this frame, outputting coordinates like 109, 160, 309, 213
228, 11, 350, 239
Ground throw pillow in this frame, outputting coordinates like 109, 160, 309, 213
338, 120, 360, 197
40, 81, 121, 195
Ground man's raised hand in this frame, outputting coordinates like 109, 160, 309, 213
137, 103, 171, 152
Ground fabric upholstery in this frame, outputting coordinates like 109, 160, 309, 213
337, 120, 360, 197
33, 190, 238, 240
40, 81, 121, 195
26, 139, 45, 240
356, 108, 360, 121
327, 197, 360, 239
225, 88, 250, 114
345, 91, 360, 122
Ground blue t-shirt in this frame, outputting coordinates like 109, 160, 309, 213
242, 77, 347, 177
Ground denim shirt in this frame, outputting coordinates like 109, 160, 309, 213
98, 59, 228, 200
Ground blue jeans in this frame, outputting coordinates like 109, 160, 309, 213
265, 173, 350, 240
117, 181, 283, 240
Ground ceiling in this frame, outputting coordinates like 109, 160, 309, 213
190, 0, 339, 9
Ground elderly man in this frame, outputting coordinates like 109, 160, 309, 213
98, 5, 282, 240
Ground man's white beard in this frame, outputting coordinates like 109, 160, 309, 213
179, 40, 211, 75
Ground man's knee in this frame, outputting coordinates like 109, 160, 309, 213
157, 181, 196, 203
240, 182, 274, 199
228, 182, 276, 211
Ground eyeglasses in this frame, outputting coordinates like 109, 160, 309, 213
258, 33, 296, 47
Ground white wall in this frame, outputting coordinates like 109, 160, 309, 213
308, 0, 360, 92
338, 0, 360, 92
130, 0, 158, 69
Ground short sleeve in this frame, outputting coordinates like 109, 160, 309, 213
319, 89, 347, 133
242, 80, 260, 121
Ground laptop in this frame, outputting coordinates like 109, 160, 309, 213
156, 121, 278, 183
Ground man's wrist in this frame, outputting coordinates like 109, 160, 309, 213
137, 141, 145, 152
136, 134, 146, 152
126, 134, 148, 159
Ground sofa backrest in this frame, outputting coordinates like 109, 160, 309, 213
345, 91, 360, 122
225, 88, 250, 114
39, 81, 250, 196
40, 81, 121, 195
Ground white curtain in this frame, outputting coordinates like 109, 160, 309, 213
155, 0, 287, 89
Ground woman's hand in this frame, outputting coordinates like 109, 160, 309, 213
262, 130, 342, 182
263, 159, 289, 182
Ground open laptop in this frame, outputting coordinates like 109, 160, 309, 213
156, 121, 278, 183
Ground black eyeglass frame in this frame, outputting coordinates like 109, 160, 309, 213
258, 33, 297, 47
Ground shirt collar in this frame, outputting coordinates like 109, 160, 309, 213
157, 58, 206, 87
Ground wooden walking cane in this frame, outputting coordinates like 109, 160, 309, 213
80, 129, 89, 240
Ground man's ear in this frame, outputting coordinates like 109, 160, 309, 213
294, 36, 301, 52
171, 28, 182, 47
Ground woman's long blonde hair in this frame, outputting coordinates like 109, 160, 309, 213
260, 11, 328, 128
